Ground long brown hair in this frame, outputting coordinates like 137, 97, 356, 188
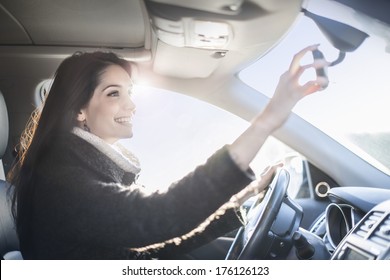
8, 51, 131, 242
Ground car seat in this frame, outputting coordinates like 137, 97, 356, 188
0, 91, 22, 259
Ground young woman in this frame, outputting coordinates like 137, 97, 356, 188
9, 46, 328, 259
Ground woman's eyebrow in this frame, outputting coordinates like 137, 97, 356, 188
102, 83, 133, 91
102, 84, 121, 91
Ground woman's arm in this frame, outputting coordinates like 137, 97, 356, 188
153, 207, 244, 259
228, 45, 329, 171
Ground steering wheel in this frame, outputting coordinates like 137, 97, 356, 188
226, 168, 290, 260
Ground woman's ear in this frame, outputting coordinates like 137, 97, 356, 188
77, 110, 86, 122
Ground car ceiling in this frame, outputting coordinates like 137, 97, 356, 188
0, 0, 146, 47
334, 0, 390, 26
0, 0, 303, 80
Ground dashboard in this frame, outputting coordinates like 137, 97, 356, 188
310, 187, 390, 260
325, 203, 364, 251
331, 200, 390, 260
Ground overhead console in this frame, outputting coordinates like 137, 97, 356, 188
144, 0, 303, 78
144, 0, 244, 50
145, 0, 303, 50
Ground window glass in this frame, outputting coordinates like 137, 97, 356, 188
121, 86, 295, 192
239, 15, 390, 175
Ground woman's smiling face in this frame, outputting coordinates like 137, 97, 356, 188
78, 64, 136, 144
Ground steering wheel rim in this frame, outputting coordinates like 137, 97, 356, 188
226, 168, 290, 260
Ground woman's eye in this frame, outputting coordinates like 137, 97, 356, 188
107, 91, 119, 97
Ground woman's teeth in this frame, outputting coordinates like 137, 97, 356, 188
115, 117, 132, 124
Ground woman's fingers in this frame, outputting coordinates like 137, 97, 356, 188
257, 163, 284, 189
234, 163, 284, 205
288, 49, 330, 96
301, 76, 329, 94
294, 58, 329, 79
289, 44, 320, 74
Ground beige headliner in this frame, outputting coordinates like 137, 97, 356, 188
0, 0, 302, 81
0, 0, 302, 150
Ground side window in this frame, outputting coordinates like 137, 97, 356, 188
121, 86, 247, 190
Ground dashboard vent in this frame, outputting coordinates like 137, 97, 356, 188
371, 214, 390, 247
355, 211, 383, 238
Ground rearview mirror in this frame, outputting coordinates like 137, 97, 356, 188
302, 9, 369, 66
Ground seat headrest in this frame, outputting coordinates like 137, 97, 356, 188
0, 92, 9, 159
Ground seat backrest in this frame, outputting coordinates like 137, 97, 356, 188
0, 181, 21, 259
0, 92, 8, 180
0, 91, 22, 259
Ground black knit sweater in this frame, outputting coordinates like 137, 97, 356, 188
20, 129, 254, 259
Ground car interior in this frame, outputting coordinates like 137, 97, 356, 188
1, 0, 390, 260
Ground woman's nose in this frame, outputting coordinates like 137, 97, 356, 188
124, 95, 136, 111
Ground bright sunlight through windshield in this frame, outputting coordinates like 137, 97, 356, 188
239, 8, 390, 174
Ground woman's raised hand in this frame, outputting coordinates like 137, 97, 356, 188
228, 45, 328, 172
259, 44, 329, 132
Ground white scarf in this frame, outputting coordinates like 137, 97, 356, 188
71, 127, 141, 175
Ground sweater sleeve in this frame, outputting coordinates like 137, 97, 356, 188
151, 207, 245, 259
39, 145, 255, 251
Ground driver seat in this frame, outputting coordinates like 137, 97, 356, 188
0, 91, 22, 259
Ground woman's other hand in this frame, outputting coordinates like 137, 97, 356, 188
235, 163, 283, 205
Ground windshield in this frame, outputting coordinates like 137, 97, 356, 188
123, 86, 294, 191
239, 8, 390, 175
